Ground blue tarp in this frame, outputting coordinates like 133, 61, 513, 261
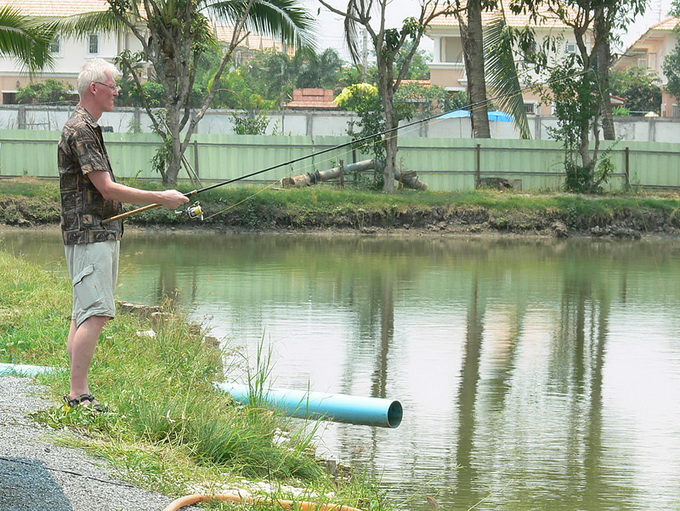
439, 109, 514, 122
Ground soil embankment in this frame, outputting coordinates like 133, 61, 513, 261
1, 194, 679, 239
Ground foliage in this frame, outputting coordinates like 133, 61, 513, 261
484, 9, 532, 138
208, 69, 277, 110
394, 40, 432, 80
662, 0, 680, 101
663, 47, 680, 99
295, 47, 344, 89
231, 112, 271, 135
334, 83, 385, 186
0, 5, 56, 72
609, 67, 662, 114
189, 46, 345, 110
16, 79, 75, 105
663, 4, 680, 101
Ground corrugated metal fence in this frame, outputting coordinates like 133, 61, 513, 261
1, 130, 679, 191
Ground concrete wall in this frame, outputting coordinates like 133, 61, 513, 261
0, 104, 679, 143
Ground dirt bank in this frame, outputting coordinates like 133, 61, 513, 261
1, 195, 679, 240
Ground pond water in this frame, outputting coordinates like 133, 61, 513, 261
2, 228, 680, 510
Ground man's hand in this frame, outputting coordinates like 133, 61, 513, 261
157, 189, 190, 210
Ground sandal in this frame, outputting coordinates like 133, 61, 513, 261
63, 393, 106, 412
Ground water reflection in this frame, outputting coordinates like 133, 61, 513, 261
1, 229, 680, 510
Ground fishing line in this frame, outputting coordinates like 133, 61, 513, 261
104, 70, 589, 224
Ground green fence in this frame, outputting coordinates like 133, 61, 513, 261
1, 130, 679, 191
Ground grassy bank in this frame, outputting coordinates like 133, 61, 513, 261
2, 177, 680, 237
0, 251, 393, 509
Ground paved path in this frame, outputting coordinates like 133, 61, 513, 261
0, 376, 197, 511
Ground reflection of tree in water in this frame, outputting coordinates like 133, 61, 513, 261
454, 273, 486, 507
336, 267, 397, 468
554, 272, 635, 507
448, 265, 637, 509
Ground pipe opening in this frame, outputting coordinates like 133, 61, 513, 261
387, 400, 403, 428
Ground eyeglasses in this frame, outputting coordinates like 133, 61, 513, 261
94, 81, 121, 93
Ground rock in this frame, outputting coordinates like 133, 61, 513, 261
552, 221, 569, 238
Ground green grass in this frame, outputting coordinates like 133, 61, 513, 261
0, 176, 60, 199
0, 251, 393, 509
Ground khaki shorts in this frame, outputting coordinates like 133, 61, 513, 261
65, 240, 120, 327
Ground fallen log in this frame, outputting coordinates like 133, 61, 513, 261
395, 170, 428, 191
280, 159, 428, 190
280, 159, 374, 188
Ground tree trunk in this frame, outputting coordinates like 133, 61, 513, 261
162, 101, 184, 187
596, 24, 616, 140
378, 58, 399, 193
382, 92, 399, 193
459, 1, 490, 138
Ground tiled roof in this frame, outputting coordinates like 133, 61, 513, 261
7, 1, 288, 52
647, 16, 680, 32
213, 25, 286, 53
427, 1, 572, 29
4, 0, 110, 17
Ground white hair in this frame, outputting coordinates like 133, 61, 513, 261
77, 58, 122, 96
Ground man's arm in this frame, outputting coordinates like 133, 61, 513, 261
88, 171, 189, 210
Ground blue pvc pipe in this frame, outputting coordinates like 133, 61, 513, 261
215, 382, 403, 428
0, 363, 57, 377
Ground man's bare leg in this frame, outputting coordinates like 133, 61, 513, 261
67, 315, 109, 399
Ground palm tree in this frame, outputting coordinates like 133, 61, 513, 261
0, 5, 55, 72
58, 0, 314, 186
484, 8, 531, 139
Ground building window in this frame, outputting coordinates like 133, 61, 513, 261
50, 36, 61, 54
566, 42, 577, 54
2, 92, 17, 104
88, 34, 99, 55
524, 103, 536, 115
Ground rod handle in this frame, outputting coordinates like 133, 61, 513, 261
101, 202, 161, 224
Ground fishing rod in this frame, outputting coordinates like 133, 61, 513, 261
101, 104, 458, 224
102, 71, 588, 225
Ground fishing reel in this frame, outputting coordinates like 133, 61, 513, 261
177, 201, 204, 221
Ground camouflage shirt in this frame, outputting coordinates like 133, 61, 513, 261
58, 106, 123, 245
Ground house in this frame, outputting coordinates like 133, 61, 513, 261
612, 17, 680, 117
425, 3, 590, 115
0, 1, 289, 104
0, 0, 135, 104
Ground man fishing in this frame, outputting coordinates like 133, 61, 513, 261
58, 58, 189, 409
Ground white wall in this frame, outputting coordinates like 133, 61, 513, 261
0, 104, 678, 143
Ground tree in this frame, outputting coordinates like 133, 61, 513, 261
294, 47, 344, 89
319, 0, 456, 192
335, 80, 457, 188
60, 0, 314, 186
395, 40, 432, 80
521, 0, 645, 191
609, 67, 662, 114
0, 5, 55, 72
455, 0, 498, 139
